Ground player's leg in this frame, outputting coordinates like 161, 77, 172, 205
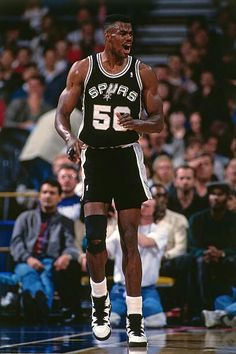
118, 208, 147, 347
84, 201, 112, 341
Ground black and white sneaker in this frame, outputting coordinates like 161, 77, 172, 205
91, 293, 111, 340
126, 314, 148, 347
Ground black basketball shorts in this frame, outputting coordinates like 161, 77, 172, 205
80, 142, 152, 210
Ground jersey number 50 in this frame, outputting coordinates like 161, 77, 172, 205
93, 104, 130, 131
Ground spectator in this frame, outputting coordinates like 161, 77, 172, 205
148, 124, 171, 161
151, 183, 195, 320
67, 7, 104, 48
188, 152, 217, 197
0, 48, 22, 103
167, 110, 187, 167
185, 112, 203, 142
22, 0, 49, 33
168, 165, 208, 219
4, 75, 51, 130
57, 163, 82, 221
227, 188, 236, 212
10, 178, 80, 323
13, 47, 33, 75
202, 287, 236, 328
107, 199, 168, 328
40, 47, 69, 107
56, 162, 85, 254
11, 62, 40, 101
67, 20, 104, 62
203, 134, 229, 181
225, 158, 236, 189
151, 155, 174, 192
19, 108, 83, 190
184, 137, 204, 165
189, 181, 236, 311
190, 70, 229, 130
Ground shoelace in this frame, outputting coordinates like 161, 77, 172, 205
128, 315, 144, 336
93, 296, 110, 325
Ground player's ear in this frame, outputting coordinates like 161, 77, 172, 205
105, 30, 110, 40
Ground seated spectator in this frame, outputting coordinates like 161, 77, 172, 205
202, 287, 236, 328
56, 162, 85, 253
13, 47, 33, 75
39, 47, 69, 107
188, 152, 218, 197
147, 124, 171, 161
190, 70, 229, 130
19, 108, 83, 190
166, 110, 186, 167
227, 188, 236, 212
107, 199, 168, 328
67, 20, 104, 62
22, 0, 49, 33
185, 112, 203, 142
66, 6, 104, 56
203, 134, 229, 181
225, 158, 236, 189
168, 165, 208, 220
10, 179, 80, 323
151, 183, 196, 320
151, 155, 174, 192
57, 163, 82, 221
4, 75, 51, 130
189, 181, 236, 311
0, 48, 23, 103
10, 62, 40, 101
184, 136, 204, 165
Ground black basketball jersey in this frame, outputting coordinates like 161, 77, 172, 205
78, 53, 143, 147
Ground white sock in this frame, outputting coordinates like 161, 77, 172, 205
90, 278, 107, 298
126, 296, 142, 315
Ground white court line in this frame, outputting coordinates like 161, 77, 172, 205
0, 331, 92, 350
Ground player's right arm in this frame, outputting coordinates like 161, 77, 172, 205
55, 59, 88, 163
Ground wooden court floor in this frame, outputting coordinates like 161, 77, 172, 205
0, 323, 236, 353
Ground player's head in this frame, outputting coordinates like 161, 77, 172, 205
104, 14, 133, 58
104, 14, 132, 31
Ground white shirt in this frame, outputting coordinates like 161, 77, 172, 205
106, 222, 168, 287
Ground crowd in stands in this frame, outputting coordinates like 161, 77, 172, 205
0, 0, 236, 327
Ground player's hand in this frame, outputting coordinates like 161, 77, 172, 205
116, 112, 140, 131
66, 136, 81, 163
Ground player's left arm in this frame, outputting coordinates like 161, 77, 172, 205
117, 63, 164, 133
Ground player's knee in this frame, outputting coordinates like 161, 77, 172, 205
85, 215, 107, 254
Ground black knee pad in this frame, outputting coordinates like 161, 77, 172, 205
85, 215, 107, 254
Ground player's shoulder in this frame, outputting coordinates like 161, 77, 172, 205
139, 61, 153, 72
67, 57, 90, 82
137, 59, 155, 78
69, 57, 90, 73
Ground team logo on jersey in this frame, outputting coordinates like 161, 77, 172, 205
103, 92, 112, 101
88, 83, 138, 102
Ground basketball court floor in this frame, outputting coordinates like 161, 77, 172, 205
0, 323, 236, 353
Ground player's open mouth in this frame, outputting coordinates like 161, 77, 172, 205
123, 44, 131, 54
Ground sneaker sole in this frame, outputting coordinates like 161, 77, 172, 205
128, 340, 148, 347
93, 329, 111, 341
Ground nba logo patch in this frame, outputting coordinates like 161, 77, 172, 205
130, 72, 133, 78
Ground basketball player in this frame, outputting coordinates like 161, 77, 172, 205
55, 14, 164, 347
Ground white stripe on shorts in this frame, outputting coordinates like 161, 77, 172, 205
80, 146, 88, 200
132, 143, 152, 200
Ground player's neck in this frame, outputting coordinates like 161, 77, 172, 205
101, 50, 128, 70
